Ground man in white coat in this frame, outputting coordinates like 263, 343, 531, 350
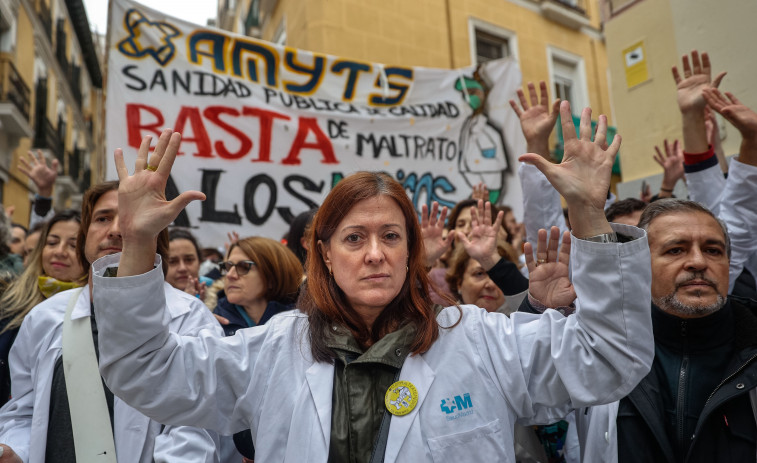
576, 51, 757, 463
0, 181, 223, 462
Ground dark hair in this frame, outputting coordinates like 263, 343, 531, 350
446, 198, 479, 231
301, 172, 452, 362
169, 228, 202, 261
11, 223, 28, 236
28, 221, 46, 236
77, 181, 170, 275
201, 247, 223, 261
446, 199, 506, 234
605, 198, 647, 223
286, 208, 318, 267
228, 237, 303, 305
637, 198, 731, 259
445, 238, 516, 296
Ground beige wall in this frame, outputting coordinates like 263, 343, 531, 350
668, 0, 757, 161
606, 0, 757, 182
604, 0, 679, 181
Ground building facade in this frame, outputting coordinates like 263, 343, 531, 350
0, 0, 102, 226
218, 0, 613, 160
602, 0, 757, 193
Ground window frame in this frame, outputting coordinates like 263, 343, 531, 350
546, 45, 589, 113
468, 18, 519, 66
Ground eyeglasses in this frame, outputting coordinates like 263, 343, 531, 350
219, 260, 256, 276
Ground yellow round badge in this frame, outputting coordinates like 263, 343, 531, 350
384, 380, 418, 416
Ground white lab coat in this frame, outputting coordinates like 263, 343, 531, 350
576, 159, 757, 461
92, 227, 653, 463
0, 283, 223, 462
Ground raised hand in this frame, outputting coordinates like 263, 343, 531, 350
704, 87, 757, 166
421, 201, 455, 267
704, 106, 728, 173
0, 444, 23, 463
183, 275, 207, 300
703, 88, 757, 142
509, 81, 561, 156
114, 128, 205, 276
672, 51, 726, 114
471, 182, 490, 202
524, 227, 576, 308
653, 139, 684, 194
519, 101, 618, 238
457, 200, 504, 271
673, 51, 726, 154
18, 150, 59, 197
224, 231, 240, 254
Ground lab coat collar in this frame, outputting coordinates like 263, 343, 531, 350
384, 353, 436, 462
70, 284, 92, 320
306, 360, 335, 449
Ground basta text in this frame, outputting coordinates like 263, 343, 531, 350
126, 103, 338, 165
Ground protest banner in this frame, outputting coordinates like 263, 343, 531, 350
106, 0, 527, 246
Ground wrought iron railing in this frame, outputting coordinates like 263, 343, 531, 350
0, 53, 31, 122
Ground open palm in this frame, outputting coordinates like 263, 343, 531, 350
510, 81, 560, 144
114, 129, 205, 243
672, 51, 725, 113
525, 228, 575, 308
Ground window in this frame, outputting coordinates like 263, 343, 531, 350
468, 19, 518, 66
475, 30, 508, 63
272, 18, 286, 45
547, 47, 588, 114
552, 58, 576, 107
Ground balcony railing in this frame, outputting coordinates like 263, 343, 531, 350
70, 65, 82, 107
33, 115, 63, 162
0, 54, 31, 122
35, 0, 52, 41
546, 0, 587, 15
539, 0, 590, 30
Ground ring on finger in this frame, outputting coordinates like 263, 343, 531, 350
145, 164, 158, 172
536, 258, 548, 266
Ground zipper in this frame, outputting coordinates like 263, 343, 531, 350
701, 352, 757, 412
677, 320, 688, 458
677, 355, 688, 454
687, 351, 757, 460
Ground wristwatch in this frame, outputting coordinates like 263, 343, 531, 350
583, 232, 618, 243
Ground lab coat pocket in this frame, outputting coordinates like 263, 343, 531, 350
427, 418, 507, 462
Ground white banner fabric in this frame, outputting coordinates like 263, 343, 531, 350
106, 0, 527, 247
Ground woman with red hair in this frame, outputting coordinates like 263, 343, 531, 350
93, 102, 653, 463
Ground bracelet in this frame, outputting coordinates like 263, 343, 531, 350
583, 232, 618, 243
659, 187, 674, 193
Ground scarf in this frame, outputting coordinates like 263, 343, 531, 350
38, 275, 86, 299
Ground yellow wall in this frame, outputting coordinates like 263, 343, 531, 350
604, 0, 680, 181
4, 1, 104, 219
5, 8, 36, 225
605, 0, 757, 182
261, 0, 611, 122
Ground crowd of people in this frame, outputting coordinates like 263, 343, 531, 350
0, 49, 752, 462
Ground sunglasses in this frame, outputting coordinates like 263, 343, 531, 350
218, 260, 256, 276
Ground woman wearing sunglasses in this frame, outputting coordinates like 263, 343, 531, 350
214, 237, 303, 337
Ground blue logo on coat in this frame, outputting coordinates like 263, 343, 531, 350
440, 393, 473, 414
